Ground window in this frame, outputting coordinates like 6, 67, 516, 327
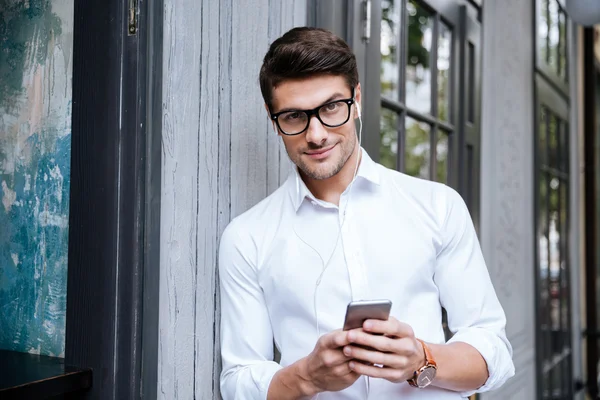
375, 0, 481, 348
376, 0, 482, 227
535, 0, 572, 398
379, 0, 454, 182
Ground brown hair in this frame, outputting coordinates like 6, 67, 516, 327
259, 27, 359, 109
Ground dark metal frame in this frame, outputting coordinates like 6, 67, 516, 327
532, 0, 574, 398
65, 0, 163, 398
582, 26, 598, 400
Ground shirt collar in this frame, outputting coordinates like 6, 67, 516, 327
289, 148, 381, 212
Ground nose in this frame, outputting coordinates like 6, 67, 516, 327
305, 114, 328, 145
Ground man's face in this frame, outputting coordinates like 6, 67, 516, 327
269, 75, 361, 181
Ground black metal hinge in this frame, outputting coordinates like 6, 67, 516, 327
128, 0, 138, 35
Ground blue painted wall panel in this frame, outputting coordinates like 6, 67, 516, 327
0, 0, 73, 357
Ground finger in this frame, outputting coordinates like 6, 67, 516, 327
320, 348, 354, 368
363, 317, 414, 338
343, 345, 406, 370
349, 360, 410, 383
347, 329, 398, 353
331, 361, 355, 377
322, 330, 351, 349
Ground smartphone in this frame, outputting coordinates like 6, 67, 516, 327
342, 299, 392, 331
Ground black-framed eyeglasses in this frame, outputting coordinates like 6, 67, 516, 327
270, 90, 356, 136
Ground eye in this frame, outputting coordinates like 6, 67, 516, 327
321, 102, 342, 113
282, 111, 302, 122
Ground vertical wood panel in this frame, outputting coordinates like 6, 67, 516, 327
160, 2, 307, 398
230, 2, 270, 217
267, 0, 284, 195
213, 0, 233, 396
195, 0, 220, 398
158, 0, 201, 397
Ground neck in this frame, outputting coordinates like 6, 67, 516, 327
301, 145, 362, 206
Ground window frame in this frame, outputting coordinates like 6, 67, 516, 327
533, 0, 574, 396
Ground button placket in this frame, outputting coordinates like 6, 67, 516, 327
340, 207, 369, 301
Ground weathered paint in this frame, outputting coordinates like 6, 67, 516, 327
0, 0, 73, 357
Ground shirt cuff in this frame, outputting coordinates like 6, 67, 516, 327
221, 361, 283, 400
252, 361, 283, 399
447, 327, 515, 397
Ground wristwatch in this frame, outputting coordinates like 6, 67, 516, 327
407, 339, 437, 388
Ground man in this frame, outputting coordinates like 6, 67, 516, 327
219, 27, 514, 399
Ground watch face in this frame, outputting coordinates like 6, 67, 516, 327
417, 367, 437, 388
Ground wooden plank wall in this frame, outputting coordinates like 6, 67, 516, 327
158, 1, 307, 398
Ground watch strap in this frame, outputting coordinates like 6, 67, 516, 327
418, 339, 436, 367
407, 339, 437, 388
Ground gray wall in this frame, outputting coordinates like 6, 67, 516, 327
158, 1, 306, 398
479, 1, 537, 398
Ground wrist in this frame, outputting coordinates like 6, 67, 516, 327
268, 358, 318, 400
294, 357, 320, 397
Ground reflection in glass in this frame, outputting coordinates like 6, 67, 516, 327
547, 0, 559, 71
380, 107, 398, 170
549, 177, 560, 335
548, 114, 558, 168
559, 183, 568, 335
538, 172, 550, 363
539, 106, 547, 165
560, 122, 569, 173
406, 0, 432, 114
558, 8, 567, 80
540, 0, 549, 63
381, 0, 401, 101
405, 117, 430, 179
436, 132, 448, 183
438, 22, 451, 120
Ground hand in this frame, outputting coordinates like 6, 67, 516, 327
343, 317, 426, 383
298, 329, 361, 395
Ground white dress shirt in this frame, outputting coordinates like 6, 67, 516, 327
219, 149, 514, 400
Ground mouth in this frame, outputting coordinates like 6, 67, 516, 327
305, 144, 336, 160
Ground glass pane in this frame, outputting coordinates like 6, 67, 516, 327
0, 0, 74, 356
539, 106, 547, 165
548, 113, 558, 169
538, 172, 550, 362
540, 0, 549, 64
437, 22, 451, 121
405, 117, 430, 179
558, 8, 567, 80
380, 107, 399, 170
406, 0, 432, 114
560, 121, 569, 173
549, 176, 561, 351
551, 364, 562, 398
559, 182, 569, 335
436, 132, 448, 183
381, 0, 401, 101
541, 371, 550, 399
548, 0, 559, 72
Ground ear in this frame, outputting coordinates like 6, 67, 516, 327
265, 103, 281, 136
354, 83, 362, 119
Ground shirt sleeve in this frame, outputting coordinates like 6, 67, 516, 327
219, 220, 282, 400
433, 185, 515, 397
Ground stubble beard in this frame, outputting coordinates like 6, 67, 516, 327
289, 137, 357, 181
